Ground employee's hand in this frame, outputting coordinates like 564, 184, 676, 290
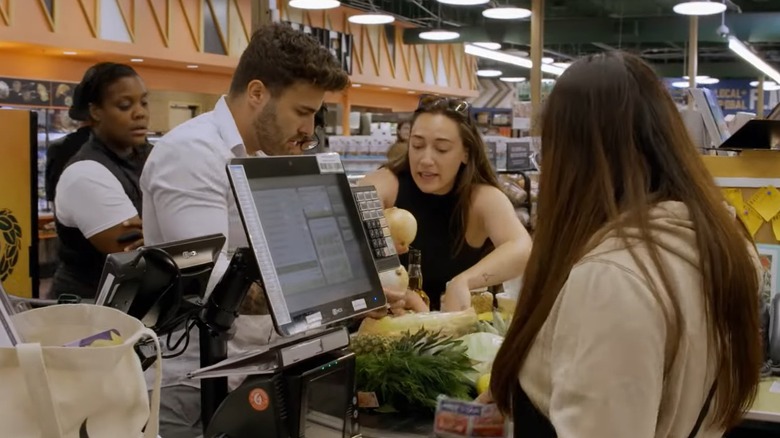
441, 277, 471, 312
404, 289, 429, 313
121, 218, 144, 252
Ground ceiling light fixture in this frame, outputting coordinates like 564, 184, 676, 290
542, 57, 554, 64
728, 36, 780, 83
552, 62, 571, 69
186, 65, 199, 69
63, 51, 77, 55
352, 83, 362, 87
289, 0, 340, 9
348, 13, 395, 25
465, 44, 565, 76
419, 30, 460, 41
697, 77, 720, 85
750, 80, 780, 91
437, 0, 489, 5
500, 77, 526, 82
482, 7, 532, 20
672, 81, 691, 88
477, 69, 503, 77
130, 58, 144, 62
672, 1, 727, 16
473, 42, 502, 50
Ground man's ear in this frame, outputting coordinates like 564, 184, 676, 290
246, 80, 268, 108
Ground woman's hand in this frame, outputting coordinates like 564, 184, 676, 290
441, 277, 471, 312
366, 287, 430, 319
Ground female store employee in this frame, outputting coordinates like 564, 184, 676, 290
488, 52, 762, 437
52, 62, 150, 298
359, 97, 532, 311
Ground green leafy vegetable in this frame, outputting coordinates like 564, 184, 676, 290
354, 329, 474, 412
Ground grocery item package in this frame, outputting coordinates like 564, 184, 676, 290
434, 396, 509, 438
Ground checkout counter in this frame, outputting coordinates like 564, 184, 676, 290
95, 153, 411, 437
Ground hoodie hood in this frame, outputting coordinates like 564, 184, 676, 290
586, 201, 700, 269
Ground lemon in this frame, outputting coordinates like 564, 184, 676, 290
477, 373, 491, 394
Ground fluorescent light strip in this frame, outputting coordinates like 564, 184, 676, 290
728, 36, 780, 84
464, 44, 565, 76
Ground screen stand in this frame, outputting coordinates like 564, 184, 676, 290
196, 247, 259, 432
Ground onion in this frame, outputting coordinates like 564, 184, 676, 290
379, 266, 409, 292
384, 207, 417, 254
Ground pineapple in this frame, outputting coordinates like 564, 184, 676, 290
350, 334, 392, 355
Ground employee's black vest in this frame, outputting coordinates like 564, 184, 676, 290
52, 136, 147, 299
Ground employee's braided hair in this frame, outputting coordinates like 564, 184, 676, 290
70, 62, 139, 120
0, 209, 22, 282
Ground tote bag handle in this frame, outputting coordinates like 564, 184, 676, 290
15, 327, 163, 438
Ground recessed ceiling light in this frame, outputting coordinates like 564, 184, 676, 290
419, 30, 460, 41
352, 83, 362, 87
407, 90, 417, 94
672, 81, 691, 88
186, 65, 199, 69
130, 58, 144, 62
381, 87, 390, 90
482, 7, 532, 20
553, 62, 571, 69
348, 13, 395, 25
437, 0, 489, 5
672, 1, 727, 16
477, 69, 502, 77
756, 80, 777, 87
682, 75, 710, 80
473, 42, 501, 50
542, 57, 554, 64
63, 51, 77, 55
500, 77, 526, 82
289, 0, 340, 10
697, 77, 720, 85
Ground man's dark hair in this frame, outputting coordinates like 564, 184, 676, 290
229, 23, 350, 96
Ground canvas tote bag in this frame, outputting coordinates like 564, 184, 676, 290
0, 304, 161, 438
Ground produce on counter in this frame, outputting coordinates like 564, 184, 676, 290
354, 329, 474, 412
384, 207, 417, 254
470, 290, 494, 315
358, 307, 478, 339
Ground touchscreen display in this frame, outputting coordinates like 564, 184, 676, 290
248, 174, 373, 315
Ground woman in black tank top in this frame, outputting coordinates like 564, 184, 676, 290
358, 96, 532, 311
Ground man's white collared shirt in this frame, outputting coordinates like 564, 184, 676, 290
141, 96, 256, 251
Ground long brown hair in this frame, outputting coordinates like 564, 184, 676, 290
490, 51, 761, 430
385, 101, 499, 253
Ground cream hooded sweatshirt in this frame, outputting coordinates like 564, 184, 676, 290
519, 201, 759, 438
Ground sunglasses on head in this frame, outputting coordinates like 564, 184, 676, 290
417, 95, 471, 117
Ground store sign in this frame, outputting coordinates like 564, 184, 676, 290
505, 140, 532, 172
664, 78, 780, 116
286, 22, 354, 75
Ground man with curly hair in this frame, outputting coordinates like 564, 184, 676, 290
140, 23, 355, 437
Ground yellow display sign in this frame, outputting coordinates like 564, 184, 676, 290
0, 110, 34, 297
748, 186, 780, 222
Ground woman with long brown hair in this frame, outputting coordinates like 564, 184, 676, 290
489, 52, 762, 437
359, 96, 532, 311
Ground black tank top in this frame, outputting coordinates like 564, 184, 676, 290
394, 170, 492, 310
